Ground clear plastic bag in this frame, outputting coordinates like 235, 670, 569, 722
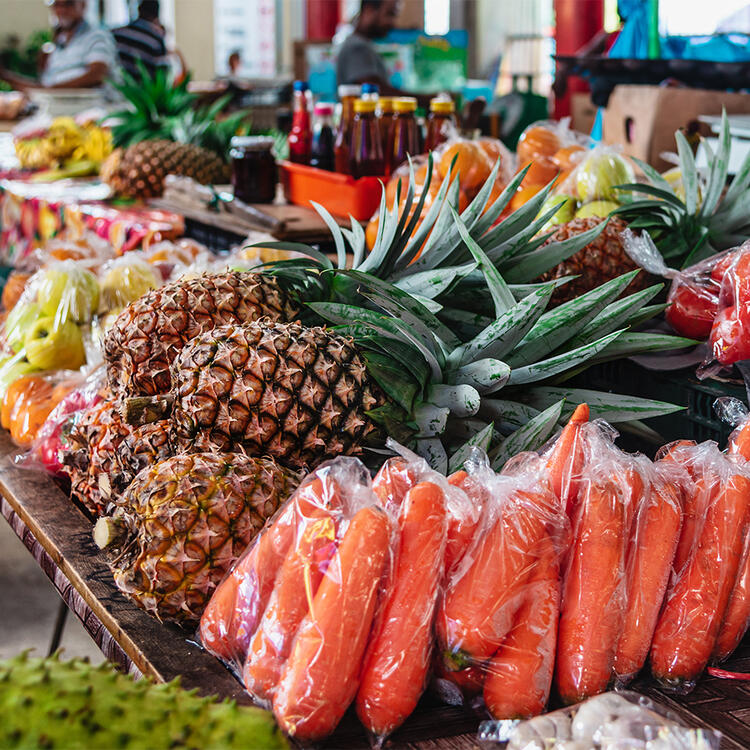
200, 457, 394, 743
478, 690, 722, 749
98, 253, 162, 313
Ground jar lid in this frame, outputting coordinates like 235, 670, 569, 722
378, 97, 395, 112
314, 102, 335, 116
354, 99, 377, 113
338, 84, 361, 98
394, 97, 417, 112
430, 98, 455, 113
231, 135, 275, 151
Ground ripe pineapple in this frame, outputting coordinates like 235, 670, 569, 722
538, 216, 648, 305
105, 271, 298, 397
93, 453, 299, 624
102, 139, 230, 199
63, 400, 173, 517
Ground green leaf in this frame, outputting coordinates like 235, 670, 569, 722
703, 111, 732, 215
479, 399, 540, 430
448, 422, 495, 474
349, 215, 367, 268
616, 183, 686, 209
452, 358, 511, 394
590, 332, 697, 363
489, 400, 564, 470
311, 202, 347, 269
248, 241, 332, 270
363, 351, 418, 413
674, 130, 699, 216
630, 156, 674, 193
471, 167, 529, 236
394, 263, 475, 300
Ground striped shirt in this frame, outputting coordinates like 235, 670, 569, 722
113, 18, 168, 81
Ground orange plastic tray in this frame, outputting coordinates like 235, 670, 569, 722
279, 160, 385, 221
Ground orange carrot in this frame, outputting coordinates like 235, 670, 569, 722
651, 471, 750, 690
273, 505, 391, 743
439, 485, 553, 667
373, 456, 417, 513
614, 472, 682, 684
673, 473, 718, 575
729, 418, 750, 461
356, 482, 447, 737
432, 656, 485, 701
447, 470, 468, 487
555, 477, 626, 704
444, 473, 481, 574
484, 534, 560, 719
243, 503, 338, 703
713, 532, 750, 662
545, 403, 589, 515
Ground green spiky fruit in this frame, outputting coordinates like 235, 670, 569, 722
0, 652, 288, 749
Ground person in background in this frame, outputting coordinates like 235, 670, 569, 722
0, 0, 118, 91
113, 0, 169, 81
228, 50, 242, 77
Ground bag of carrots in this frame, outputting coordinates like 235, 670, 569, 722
649, 440, 750, 692
436, 449, 569, 720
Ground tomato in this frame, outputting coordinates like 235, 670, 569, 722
710, 306, 750, 365
711, 252, 739, 284
666, 283, 718, 339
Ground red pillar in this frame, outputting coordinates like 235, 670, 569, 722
553, 0, 604, 119
306, 0, 341, 40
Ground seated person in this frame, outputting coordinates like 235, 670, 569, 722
113, 0, 170, 81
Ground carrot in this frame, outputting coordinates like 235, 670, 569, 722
650, 471, 750, 690
243, 505, 338, 703
438, 485, 553, 667
199, 476, 339, 663
713, 532, 750, 663
729, 418, 750, 461
272, 505, 391, 742
554, 477, 626, 704
673, 473, 718, 576
545, 403, 589, 515
614, 472, 682, 684
373, 456, 417, 513
484, 534, 560, 719
356, 482, 447, 737
447, 470, 468, 487
432, 656, 485, 701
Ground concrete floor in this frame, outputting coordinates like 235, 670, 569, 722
0, 516, 103, 663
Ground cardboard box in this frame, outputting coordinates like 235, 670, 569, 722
603, 85, 750, 171
571, 93, 597, 136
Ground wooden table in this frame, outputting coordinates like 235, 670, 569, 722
0, 430, 748, 750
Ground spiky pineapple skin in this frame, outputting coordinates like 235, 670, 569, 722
105, 272, 299, 397
105, 138, 230, 199
539, 217, 648, 305
0, 652, 288, 749
171, 321, 387, 469
64, 400, 172, 517
101, 452, 298, 624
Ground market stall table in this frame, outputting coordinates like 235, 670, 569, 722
0, 429, 749, 750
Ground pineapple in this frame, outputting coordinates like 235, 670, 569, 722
63, 400, 173, 517
102, 139, 230, 199
538, 216, 649, 306
93, 453, 299, 624
105, 271, 298, 397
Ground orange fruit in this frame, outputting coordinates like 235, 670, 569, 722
519, 158, 559, 188
517, 126, 561, 164
510, 184, 544, 212
365, 215, 380, 250
477, 138, 505, 164
49, 247, 86, 261
482, 181, 507, 216
552, 144, 585, 171
2, 272, 31, 312
438, 141, 492, 190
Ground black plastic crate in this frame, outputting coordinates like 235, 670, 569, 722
578, 360, 746, 448
183, 217, 247, 254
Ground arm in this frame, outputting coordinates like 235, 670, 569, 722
0, 68, 38, 92
46, 61, 109, 89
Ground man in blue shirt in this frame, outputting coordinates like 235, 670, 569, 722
113, 1, 169, 81
0, 0, 118, 90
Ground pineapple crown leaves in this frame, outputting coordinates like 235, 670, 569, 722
617, 110, 750, 267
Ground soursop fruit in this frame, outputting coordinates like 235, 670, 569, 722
0, 652, 288, 749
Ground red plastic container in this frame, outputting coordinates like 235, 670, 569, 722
279, 160, 385, 221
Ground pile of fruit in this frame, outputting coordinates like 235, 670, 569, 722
13, 115, 113, 178
196, 401, 750, 743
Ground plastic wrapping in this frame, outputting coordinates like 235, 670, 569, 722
98, 254, 161, 313
650, 442, 750, 692
200, 457, 393, 743
436, 450, 568, 719
478, 691, 722, 750
140, 238, 211, 282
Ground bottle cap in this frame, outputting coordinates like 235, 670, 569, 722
230, 135, 275, 151
361, 83, 380, 94
393, 97, 417, 113
430, 98, 455, 114
378, 97, 395, 113
314, 102, 335, 116
293, 80, 309, 92
338, 84, 361, 98
354, 99, 377, 113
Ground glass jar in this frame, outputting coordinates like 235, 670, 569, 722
425, 97, 456, 152
230, 135, 277, 204
386, 97, 419, 174
349, 98, 384, 178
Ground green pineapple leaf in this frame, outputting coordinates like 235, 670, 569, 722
448, 422, 495, 474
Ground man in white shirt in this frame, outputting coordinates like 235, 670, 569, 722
0, 0, 119, 91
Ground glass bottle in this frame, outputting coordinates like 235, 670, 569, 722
310, 102, 336, 171
386, 97, 419, 174
425, 97, 456, 153
377, 96, 395, 162
288, 80, 312, 164
349, 98, 384, 178
334, 84, 360, 174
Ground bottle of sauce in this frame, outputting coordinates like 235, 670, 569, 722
386, 97, 418, 175
310, 102, 336, 171
334, 84, 360, 174
288, 80, 312, 164
377, 96, 395, 166
425, 97, 456, 153
349, 98, 384, 178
